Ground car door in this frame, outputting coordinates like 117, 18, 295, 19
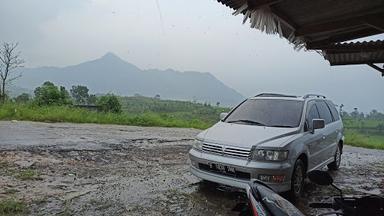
315, 101, 336, 164
303, 101, 324, 170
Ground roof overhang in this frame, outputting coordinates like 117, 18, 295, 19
215, 0, 384, 75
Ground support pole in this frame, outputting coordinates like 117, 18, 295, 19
367, 63, 384, 77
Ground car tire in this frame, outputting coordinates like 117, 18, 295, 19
328, 144, 341, 170
289, 159, 305, 200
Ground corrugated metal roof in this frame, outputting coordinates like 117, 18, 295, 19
323, 40, 384, 65
325, 40, 384, 51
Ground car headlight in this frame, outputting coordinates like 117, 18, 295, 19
252, 149, 288, 161
192, 139, 203, 151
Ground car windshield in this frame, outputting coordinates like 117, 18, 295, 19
225, 99, 304, 128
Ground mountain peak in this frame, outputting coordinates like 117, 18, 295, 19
90, 52, 142, 71
101, 52, 121, 60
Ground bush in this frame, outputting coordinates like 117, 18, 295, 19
97, 94, 122, 113
14, 93, 31, 103
34, 81, 72, 106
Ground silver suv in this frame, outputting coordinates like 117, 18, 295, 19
189, 93, 344, 197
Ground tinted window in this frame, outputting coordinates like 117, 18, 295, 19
325, 101, 340, 121
225, 99, 304, 127
316, 101, 333, 124
307, 104, 320, 129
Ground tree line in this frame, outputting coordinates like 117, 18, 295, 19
12, 81, 121, 113
341, 108, 384, 121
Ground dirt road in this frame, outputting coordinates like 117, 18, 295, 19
0, 121, 383, 215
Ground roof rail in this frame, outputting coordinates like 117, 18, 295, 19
254, 93, 297, 98
303, 94, 326, 99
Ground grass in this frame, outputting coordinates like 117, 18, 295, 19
14, 169, 41, 181
3, 189, 19, 195
344, 129, 384, 150
0, 199, 26, 215
0, 102, 214, 130
0, 161, 9, 169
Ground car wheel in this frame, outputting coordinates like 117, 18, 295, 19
290, 159, 305, 199
328, 145, 341, 170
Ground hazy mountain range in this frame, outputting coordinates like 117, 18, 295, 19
13, 53, 244, 106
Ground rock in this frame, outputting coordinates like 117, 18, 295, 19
14, 160, 35, 168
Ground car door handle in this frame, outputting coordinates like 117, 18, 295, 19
322, 135, 326, 140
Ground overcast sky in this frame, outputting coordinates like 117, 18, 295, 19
1, 0, 383, 112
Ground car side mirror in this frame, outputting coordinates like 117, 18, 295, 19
307, 170, 333, 186
312, 119, 325, 133
220, 112, 228, 121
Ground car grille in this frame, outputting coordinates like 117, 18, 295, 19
202, 143, 251, 158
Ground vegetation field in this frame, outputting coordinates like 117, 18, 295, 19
344, 130, 384, 150
0, 97, 228, 130
1, 92, 384, 149
342, 118, 384, 150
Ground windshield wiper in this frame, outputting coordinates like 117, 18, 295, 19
227, 119, 266, 126
268, 125, 295, 128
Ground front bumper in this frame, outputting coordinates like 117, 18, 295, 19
189, 148, 293, 193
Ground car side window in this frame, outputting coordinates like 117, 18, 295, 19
316, 101, 333, 124
306, 104, 320, 130
325, 101, 340, 121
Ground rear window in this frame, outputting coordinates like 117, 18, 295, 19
225, 99, 304, 128
315, 101, 333, 124
325, 101, 340, 121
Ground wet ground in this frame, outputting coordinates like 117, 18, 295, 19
0, 121, 383, 215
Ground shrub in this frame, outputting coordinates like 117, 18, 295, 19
14, 93, 31, 103
97, 94, 122, 113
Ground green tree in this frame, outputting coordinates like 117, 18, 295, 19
377, 123, 384, 133
97, 94, 121, 113
15, 93, 30, 103
34, 81, 72, 106
88, 94, 97, 105
70, 85, 89, 104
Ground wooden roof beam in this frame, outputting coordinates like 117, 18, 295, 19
295, 12, 383, 37
366, 18, 384, 32
247, 0, 281, 10
270, 7, 297, 30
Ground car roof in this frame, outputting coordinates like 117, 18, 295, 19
250, 93, 328, 102
249, 96, 304, 101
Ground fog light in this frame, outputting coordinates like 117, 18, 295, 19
258, 174, 285, 183
191, 161, 198, 167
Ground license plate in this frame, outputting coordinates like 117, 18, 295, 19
216, 164, 226, 171
210, 163, 236, 174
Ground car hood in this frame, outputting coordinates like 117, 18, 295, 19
198, 121, 299, 149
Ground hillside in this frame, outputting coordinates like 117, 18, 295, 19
14, 53, 244, 106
